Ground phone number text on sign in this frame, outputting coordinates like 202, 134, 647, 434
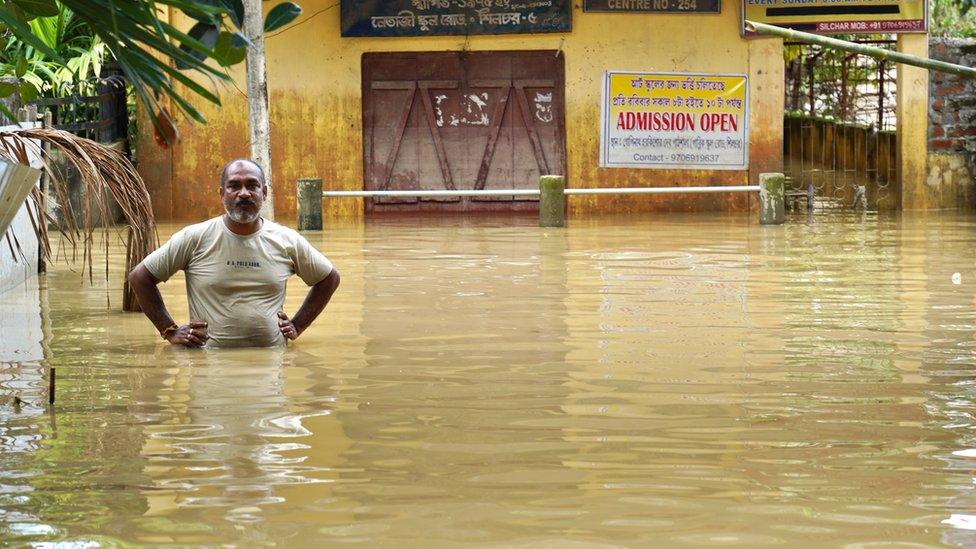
599, 71, 749, 170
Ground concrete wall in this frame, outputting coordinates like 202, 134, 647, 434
0, 122, 39, 295
0, 276, 44, 363
0, 196, 39, 294
927, 38, 976, 209
138, 2, 783, 221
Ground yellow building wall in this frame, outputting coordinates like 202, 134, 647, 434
138, 2, 783, 221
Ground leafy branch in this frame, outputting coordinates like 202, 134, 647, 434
0, 0, 301, 137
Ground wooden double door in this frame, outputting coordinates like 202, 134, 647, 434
362, 51, 566, 212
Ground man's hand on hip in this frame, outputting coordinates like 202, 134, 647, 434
278, 311, 300, 340
166, 321, 209, 347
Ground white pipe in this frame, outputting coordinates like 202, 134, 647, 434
321, 189, 540, 197
321, 186, 760, 198
566, 185, 759, 195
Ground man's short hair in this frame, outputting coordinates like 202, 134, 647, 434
220, 159, 266, 188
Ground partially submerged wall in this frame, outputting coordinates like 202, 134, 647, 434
784, 115, 897, 209
0, 195, 39, 294
0, 121, 39, 295
927, 38, 976, 209
138, 2, 783, 221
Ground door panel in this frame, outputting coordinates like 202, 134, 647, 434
369, 83, 418, 204
362, 51, 566, 212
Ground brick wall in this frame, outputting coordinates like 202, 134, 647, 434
929, 39, 976, 153
928, 38, 976, 209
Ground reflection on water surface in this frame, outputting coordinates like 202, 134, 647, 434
2, 211, 976, 546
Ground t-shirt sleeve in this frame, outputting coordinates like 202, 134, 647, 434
292, 235, 334, 286
142, 227, 196, 282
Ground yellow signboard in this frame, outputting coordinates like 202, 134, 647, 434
600, 71, 748, 170
742, 0, 927, 34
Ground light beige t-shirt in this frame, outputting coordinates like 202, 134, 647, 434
143, 217, 334, 348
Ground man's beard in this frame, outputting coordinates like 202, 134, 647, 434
225, 202, 260, 224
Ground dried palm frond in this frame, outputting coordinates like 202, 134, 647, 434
0, 127, 157, 311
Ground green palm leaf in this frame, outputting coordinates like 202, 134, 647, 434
0, 7, 60, 59
26, 14, 59, 51
0, 0, 300, 133
12, 0, 60, 18
53, 0, 231, 127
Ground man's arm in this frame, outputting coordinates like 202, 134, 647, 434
278, 269, 340, 340
128, 264, 208, 346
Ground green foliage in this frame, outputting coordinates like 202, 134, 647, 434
175, 1, 300, 68
953, 0, 976, 14
11, 0, 59, 18
0, 3, 107, 120
932, 0, 976, 37
0, 0, 232, 130
0, 0, 302, 134
213, 31, 247, 67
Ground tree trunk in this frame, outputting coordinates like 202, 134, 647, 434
243, 0, 274, 220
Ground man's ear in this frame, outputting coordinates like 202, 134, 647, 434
262, 184, 268, 198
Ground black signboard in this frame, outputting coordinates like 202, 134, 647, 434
584, 0, 720, 14
341, 0, 572, 37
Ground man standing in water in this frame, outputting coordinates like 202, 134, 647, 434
128, 159, 340, 348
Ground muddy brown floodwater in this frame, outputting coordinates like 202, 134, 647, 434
2, 211, 976, 546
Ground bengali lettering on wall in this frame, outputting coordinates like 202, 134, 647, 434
340, 0, 571, 37
584, 0, 719, 14
600, 71, 749, 170
742, 0, 926, 34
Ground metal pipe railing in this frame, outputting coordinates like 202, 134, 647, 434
321, 189, 540, 198
298, 174, 786, 228
320, 185, 760, 198
567, 185, 759, 195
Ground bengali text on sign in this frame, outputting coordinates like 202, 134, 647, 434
599, 71, 749, 170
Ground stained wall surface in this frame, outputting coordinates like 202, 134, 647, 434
138, 2, 783, 221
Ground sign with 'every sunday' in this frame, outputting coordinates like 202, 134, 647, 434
742, 0, 927, 34
600, 71, 748, 170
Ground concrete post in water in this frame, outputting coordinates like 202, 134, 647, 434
759, 172, 786, 225
539, 175, 565, 228
296, 178, 323, 231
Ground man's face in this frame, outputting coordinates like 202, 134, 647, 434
220, 162, 266, 224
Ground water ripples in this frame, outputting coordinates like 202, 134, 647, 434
2, 213, 976, 545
